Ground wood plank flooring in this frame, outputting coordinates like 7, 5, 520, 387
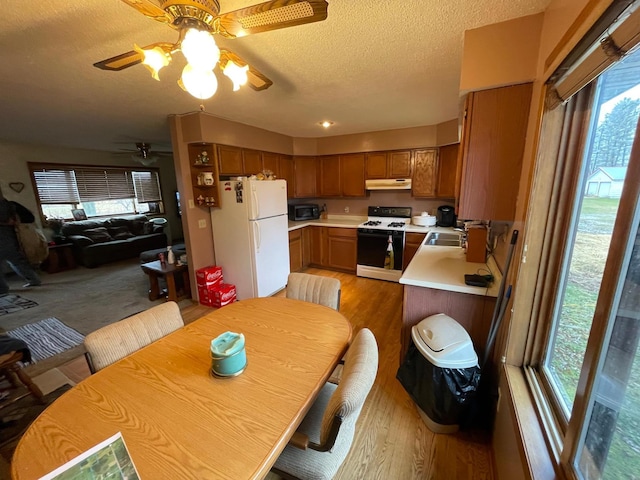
57, 268, 494, 479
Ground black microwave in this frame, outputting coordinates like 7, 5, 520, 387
288, 203, 320, 221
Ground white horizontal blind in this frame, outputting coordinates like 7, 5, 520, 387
132, 171, 161, 203
75, 168, 135, 202
551, 1, 640, 104
32, 168, 80, 204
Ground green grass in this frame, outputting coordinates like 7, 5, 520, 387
581, 197, 621, 215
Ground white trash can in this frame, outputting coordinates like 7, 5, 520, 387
397, 313, 481, 434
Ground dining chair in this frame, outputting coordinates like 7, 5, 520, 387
286, 272, 341, 311
271, 328, 378, 480
0, 350, 45, 405
84, 301, 184, 373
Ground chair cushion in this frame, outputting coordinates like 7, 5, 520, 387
286, 273, 341, 310
83, 227, 113, 243
84, 301, 184, 372
273, 329, 379, 480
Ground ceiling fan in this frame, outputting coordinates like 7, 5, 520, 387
94, 0, 329, 99
115, 143, 173, 166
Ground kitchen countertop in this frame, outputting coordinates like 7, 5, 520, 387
287, 215, 366, 231
400, 228, 502, 297
287, 215, 432, 233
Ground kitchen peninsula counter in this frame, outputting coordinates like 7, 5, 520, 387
398, 234, 503, 364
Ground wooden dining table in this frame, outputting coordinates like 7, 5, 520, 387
11, 297, 352, 480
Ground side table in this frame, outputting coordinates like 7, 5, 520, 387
140, 260, 191, 302
43, 243, 76, 274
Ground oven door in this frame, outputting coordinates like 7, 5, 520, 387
357, 229, 404, 270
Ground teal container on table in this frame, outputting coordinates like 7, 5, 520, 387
210, 331, 246, 377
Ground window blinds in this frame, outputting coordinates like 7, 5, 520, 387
75, 168, 135, 202
132, 171, 162, 203
32, 168, 80, 204
549, 0, 640, 106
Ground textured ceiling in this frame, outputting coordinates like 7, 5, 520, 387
0, 0, 550, 153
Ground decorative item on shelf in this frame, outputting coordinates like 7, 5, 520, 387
203, 172, 215, 186
196, 150, 210, 165
197, 173, 204, 185
197, 195, 205, 206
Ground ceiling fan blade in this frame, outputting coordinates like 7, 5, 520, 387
220, 49, 273, 91
94, 42, 175, 71
216, 0, 328, 38
119, 0, 171, 24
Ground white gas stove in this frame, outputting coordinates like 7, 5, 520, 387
356, 206, 412, 282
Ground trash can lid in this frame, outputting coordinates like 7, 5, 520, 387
411, 313, 478, 368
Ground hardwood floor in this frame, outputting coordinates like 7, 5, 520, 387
51, 269, 495, 479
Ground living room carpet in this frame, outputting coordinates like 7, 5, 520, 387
0, 384, 72, 463
0, 294, 38, 317
7, 318, 85, 363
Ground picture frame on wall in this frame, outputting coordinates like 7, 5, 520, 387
71, 209, 87, 221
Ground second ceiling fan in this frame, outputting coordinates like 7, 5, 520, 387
94, 0, 329, 99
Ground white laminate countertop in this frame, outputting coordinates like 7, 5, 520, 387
287, 215, 433, 233
287, 215, 366, 231
400, 231, 502, 297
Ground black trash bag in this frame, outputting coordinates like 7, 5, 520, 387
397, 342, 481, 426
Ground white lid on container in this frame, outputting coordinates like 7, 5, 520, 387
411, 313, 478, 368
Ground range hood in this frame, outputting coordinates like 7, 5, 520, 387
365, 178, 412, 190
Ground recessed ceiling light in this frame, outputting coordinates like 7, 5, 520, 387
319, 121, 334, 128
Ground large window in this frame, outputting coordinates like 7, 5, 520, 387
517, 5, 640, 475
538, 49, 640, 478
29, 164, 163, 221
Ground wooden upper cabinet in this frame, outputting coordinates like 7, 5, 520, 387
262, 152, 280, 178
365, 150, 412, 179
412, 149, 438, 198
279, 155, 295, 198
294, 156, 317, 198
340, 153, 365, 197
458, 83, 533, 221
242, 149, 263, 176
437, 143, 459, 199
318, 155, 341, 197
365, 153, 388, 179
217, 145, 243, 176
388, 151, 412, 178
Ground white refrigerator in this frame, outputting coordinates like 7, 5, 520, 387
210, 179, 290, 300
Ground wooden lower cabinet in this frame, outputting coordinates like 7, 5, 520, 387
288, 227, 311, 273
309, 226, 357, 273
401, 285, 496, 365
403, 233, 426, 270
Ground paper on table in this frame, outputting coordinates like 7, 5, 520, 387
39, 432, 140, 480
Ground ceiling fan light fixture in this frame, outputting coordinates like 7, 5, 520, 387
223, 60, 249, 91
135, 44, 171, 81
180, 63, 218, 100
181, 28, 220, 70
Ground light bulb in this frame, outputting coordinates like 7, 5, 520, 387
135, 44, 171, 81
223, 61, 249, 91
181, 28, 220, 70
180, 64, 218, 100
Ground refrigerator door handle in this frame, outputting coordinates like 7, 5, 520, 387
252, 187, 260, 219
254, 222, 261, 252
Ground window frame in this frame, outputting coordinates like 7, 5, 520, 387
513, 46, 640, 480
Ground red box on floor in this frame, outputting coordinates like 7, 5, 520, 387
198, 283, 236, 308
196, 265, 223, 288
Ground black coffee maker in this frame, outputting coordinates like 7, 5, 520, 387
436, 205, 456, 227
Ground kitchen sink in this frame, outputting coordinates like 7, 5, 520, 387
424, 231, 463, 247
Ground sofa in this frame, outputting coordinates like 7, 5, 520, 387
60, 215, 167, 268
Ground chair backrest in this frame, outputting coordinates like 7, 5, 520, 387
286, 273, 341, 310
84, 301, 184, 373
320, 328, 378, 448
